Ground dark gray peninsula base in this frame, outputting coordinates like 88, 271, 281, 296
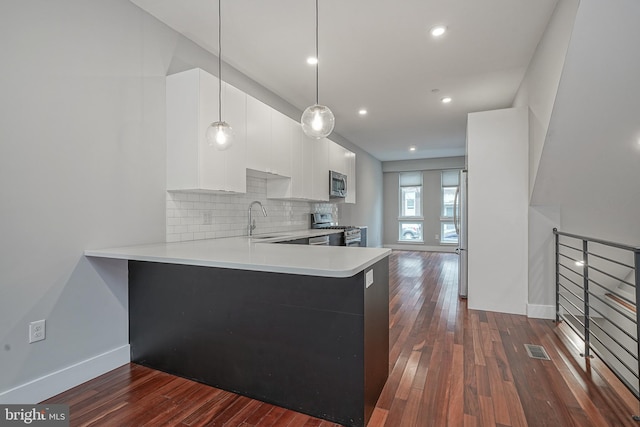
128, 257, 389, 427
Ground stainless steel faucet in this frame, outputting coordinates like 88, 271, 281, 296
248, 201, 267, 236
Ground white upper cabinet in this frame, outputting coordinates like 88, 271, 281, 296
328, 139, 348, 175
246, 96, 294, 177
289, 125, 305, 198
327, 139, 356, 203
166, 68, 246, 193
345, 150, 356, 204
270, 110, 294, 177
167, 68, 347, 203
310, 137, 330, 201
266, 125, 329, 201
246, 95, 271, 173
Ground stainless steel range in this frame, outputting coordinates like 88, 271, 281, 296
310, 213, 362, 247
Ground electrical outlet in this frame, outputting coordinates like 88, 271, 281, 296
29, 319, 46, 343
435, 234, 439, 240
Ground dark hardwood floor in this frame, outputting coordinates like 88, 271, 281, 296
44, 250, 639, 426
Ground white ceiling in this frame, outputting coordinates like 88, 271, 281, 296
132, 0, 558, 161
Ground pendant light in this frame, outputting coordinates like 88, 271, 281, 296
301, 0, 335, 139
205, 0, 234, 150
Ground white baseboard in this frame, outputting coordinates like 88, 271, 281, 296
0, 345, 130, 404
383, 244, 457, 253
527, 304, 556, 319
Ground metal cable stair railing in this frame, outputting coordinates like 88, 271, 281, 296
554, 228, 640, 417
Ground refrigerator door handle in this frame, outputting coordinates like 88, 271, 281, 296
453, 186, 460, 236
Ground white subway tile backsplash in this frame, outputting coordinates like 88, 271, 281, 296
166, 175, 337, 242
166, 233, 181, 243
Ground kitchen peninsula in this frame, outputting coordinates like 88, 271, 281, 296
85, 236, 391, 427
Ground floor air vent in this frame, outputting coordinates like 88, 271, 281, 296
524, 344, 551, 360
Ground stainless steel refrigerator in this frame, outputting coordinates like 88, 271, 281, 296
454, 170, 468, 298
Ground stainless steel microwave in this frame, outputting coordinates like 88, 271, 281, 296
329, 170, 347, 198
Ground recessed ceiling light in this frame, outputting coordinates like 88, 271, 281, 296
409, 146, 416, 152
358, 109, 367, 115
306, 57, 318, 65
430, 25, 447, 37
441, 96, 452, 104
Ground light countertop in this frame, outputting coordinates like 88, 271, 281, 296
85, 230, 390, 278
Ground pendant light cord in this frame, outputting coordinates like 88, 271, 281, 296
218, 0, 222, 122
315, 0, 319, 105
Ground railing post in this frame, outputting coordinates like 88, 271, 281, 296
582, 239, 591, 359
634, 248, 640, 415
554, 228, 560, 323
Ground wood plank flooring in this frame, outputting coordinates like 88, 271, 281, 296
43, 250, 640, 426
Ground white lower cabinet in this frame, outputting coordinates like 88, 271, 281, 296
166, 68, 246, 193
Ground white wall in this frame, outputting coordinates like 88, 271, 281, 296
519, 0, 640, 317
0, 0, 166, 402
511, 0, 579, 316
467, 108, 529, 315
531, 0, 640, 245
382, 157, 466, 173
527, 206, 561, 318
0, 0, 385, 402
513, 0, 579, 197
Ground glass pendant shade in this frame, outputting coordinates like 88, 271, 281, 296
206, 121, 234, 151
301, 104, 335, 139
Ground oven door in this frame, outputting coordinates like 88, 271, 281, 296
345, 238, 361, 247
344, 229, 361, 247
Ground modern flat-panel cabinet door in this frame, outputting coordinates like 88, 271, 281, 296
345, 150, 356, 204
166, 68, 246, 193
246, 95, 272, 173
270, 111, 294, 177
289, 126, 305, 199
311, 137, 329, 201
221, 82, 247, 193
328, 139, 348, 175
300, 131, 314, 199
327, 139, 356, 204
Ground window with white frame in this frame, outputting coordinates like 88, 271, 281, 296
440, 170, 460, 245
398, 172, 423, 242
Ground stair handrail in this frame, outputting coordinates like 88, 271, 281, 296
553, 229, 640, 252
553, 228, 640, 411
